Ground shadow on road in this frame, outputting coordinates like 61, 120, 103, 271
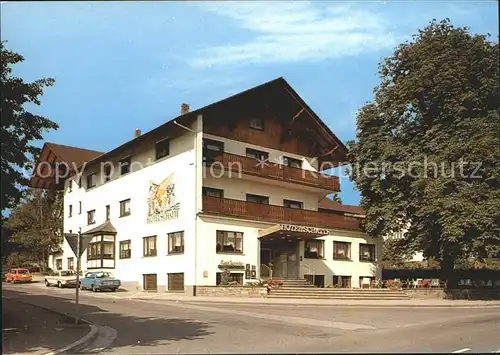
3, 287, 214, 352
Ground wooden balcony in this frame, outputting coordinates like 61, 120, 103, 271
203, 196, 362, 231
205, 151, 340, 192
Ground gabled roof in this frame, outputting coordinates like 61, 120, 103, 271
29, 143, 103, 189
30, 77, 348, 189
82, 220, 117, 235
46, 143, 103, 166
318, 198, 365, 216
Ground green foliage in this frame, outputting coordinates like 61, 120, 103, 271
347, 19, 500, 284
1, 42, 58, 213
4, 188, 63, 270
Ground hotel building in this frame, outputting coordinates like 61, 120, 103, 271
31, 78, 382, 294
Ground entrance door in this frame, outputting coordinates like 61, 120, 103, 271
261, 239, 299, 279
143, 274, 157, 291
168, 273, 184, 291
286, 252, 298, 279
272, 251, 299, 279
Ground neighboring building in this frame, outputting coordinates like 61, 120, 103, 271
30, 77, 383, 294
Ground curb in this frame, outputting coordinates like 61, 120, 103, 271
129, 297, 500, 308
2, 296, 99, 355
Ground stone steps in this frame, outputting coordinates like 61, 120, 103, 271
268, 279, 409, 300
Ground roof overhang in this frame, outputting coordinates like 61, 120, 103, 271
82, 221, 117, 236
29, 143, 103, 190
258, 223, 330, 240
200, 77, 349, 168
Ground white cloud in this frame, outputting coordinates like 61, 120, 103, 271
190, 1, 397, 68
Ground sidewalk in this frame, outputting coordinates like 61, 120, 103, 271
97, 290, 500, 307
2, 298, 91, 355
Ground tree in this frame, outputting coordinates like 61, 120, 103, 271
4, 188, 63, 270
347, 19, 500, 286
1, 42, 58, 214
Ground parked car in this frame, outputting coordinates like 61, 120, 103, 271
5, 268, 33, 283
80, 271, 121, 292
44, 270, 79, 288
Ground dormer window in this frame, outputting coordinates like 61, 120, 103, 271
87, 173, 96, 188
119, 156, 131, 175
249, 117, 264, 130
155, 139, 170, 160
103, 163, 112, 182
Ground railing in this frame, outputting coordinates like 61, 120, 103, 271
303, 263, 316, 286
205, 151, 340, 192
203, 196, 363, 231
260, 264, 273, 279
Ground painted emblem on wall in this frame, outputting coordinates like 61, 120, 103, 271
147, 173, 180, 224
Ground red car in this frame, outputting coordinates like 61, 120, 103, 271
5, 268, 33, 283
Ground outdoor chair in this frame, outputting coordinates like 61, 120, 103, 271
430, 279, 441, 288
362, 277, 371, 289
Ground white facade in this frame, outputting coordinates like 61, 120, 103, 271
57, 114, 382, 294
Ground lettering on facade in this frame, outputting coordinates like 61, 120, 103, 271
280, 224, 330, 235
147, 173, 180, 224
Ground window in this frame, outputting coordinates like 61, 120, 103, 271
78, 177, 82, 188
67, 257, 75, 270
246, 194, 269, 204
87, 210, 96, 225
119, 156, 131, 175
304, 240, 324, 259
106, 205, 110, 221
203, 139, 224, 152
249, 117, 264, 130
216, 272, 244, 285
56, 259, 63, 270
143, 236, 157, 257
87, 235, 116, 264
68, 180, 73, 192
119, 199, 131, 217
155, 139, 170, 160
216, 230, 243, 253
246, 148, 268, 161
103, 163, 112, 182
334, 275, 352, 288
203, 139, 224, 165
333, 241, 351, 260
284, 199, 303, 209
68, 205, 73, 217
79, 201, 82, 214
119, 240, 131, 259
168, 231, 184, 254
202, 187, 224, 198
283, 156, 302, 169
359, 243, 376, 262
87, 173, 96, 188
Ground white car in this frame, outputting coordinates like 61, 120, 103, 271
44, 270, 79, 288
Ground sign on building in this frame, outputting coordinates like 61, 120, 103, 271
147, 173, 180, 224
279, 224, 330, 235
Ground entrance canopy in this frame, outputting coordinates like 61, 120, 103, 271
258, 223, 330, 240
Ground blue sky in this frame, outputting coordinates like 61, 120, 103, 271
2, 1, 498, 205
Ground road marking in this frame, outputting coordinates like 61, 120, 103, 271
452, 348, 471, 353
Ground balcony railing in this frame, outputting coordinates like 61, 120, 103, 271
203, 196, 362, 231
204, 151, 339, 192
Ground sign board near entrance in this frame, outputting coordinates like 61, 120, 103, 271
280, 224, 329, 235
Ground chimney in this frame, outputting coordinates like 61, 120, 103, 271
134, 128, 141, 138
181, 103, 190, 115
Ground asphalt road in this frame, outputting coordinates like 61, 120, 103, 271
3, 282, 500, 354
2, 298, 90, 355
